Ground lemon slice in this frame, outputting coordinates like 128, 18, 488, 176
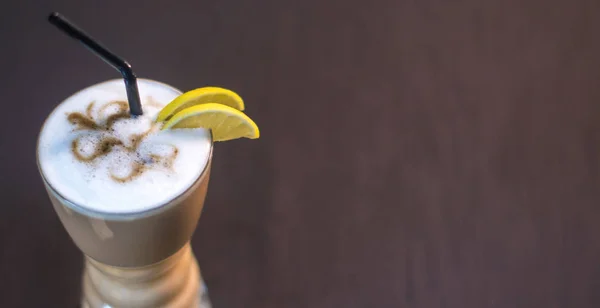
162, 103, 259, 141
156, 87, 245, 122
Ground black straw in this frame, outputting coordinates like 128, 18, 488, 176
48, 12, 143, 116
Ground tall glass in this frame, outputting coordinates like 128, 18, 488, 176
37, 79, 213, 308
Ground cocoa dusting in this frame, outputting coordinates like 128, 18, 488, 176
98, 101, 129, 120
86, 101, 95, 118
68, 113, 100, 130
71, 137, 123, 162
67, 100, 178, 183
111, 162, 146, 183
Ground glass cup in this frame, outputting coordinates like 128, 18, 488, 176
37, 79, 213, 308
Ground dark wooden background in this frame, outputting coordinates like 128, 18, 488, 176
2, 0, 600, 307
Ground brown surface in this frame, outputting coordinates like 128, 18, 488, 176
2, 0, 600, 307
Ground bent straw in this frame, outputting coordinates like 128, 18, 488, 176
48, 12, 143, 116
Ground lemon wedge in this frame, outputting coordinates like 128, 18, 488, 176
156, 87, 245, 122
162, 103, 259, 141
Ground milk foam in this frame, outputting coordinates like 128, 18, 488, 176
38, 79, 212, 214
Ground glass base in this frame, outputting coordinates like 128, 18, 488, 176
198, 282, 212, 308
81, 284, 211, 308
80, 244, 210, 308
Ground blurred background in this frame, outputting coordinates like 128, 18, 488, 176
2, 0, 600, 307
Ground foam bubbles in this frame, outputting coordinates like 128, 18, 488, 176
38, 79, 211, 214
